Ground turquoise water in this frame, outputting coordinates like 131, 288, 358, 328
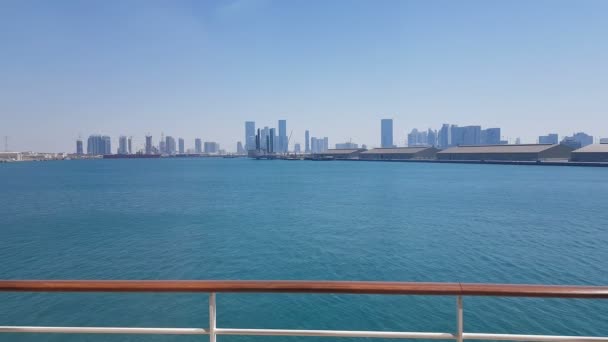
0, 159, 607, 341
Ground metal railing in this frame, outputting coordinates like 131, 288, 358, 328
1, 280, 607, 341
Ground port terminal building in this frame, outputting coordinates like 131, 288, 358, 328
570, 144, 608, 162
359, 147, 439, 160
312, 149, 365, 160
437, 144, 574, 161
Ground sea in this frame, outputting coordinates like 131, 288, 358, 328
0, 158, 607, 341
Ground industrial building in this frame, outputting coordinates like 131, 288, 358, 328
437, 144, 574, 161
570, 144, 608, 162
312, 149, 365, 159
359, 147, 439, 160
0, 152, 23, 161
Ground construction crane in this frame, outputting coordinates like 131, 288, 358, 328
287, 130, 293, 155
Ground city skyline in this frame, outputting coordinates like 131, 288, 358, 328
1, 1, 607, 152
74, 118, 600, 156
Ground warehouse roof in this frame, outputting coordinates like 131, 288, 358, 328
315, 149, 363, 155
361, 147, 433, 154
572, 144, 608, 153
438, 144, 558, 154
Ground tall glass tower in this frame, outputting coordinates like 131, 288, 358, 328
278, 120, 287, 153
245, 121, 255, 151
381, 119, 393, 148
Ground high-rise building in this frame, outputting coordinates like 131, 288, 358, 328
245, 121, 256, 151
269, 128, 276, 153
294, 143, 301, 153
166, 136, 176, 155
145, 136, 153, 154
310, 137, 328, 153
261, 127, 270, 151
204, 142, 219, 154
311, 137, 319, 153
335, 142, 359, 149
427, 129, 438, 147
564, 132, 593, 147
462, 126, 481, 145
481, 128, 501, 145
255, 129, 261, 150
600, 138, 608, 144
539, 133, 558, 144
195, 138, 202, 154
515, 137, 522, 145
128, 137, 132, 154
103, 136, 111, 154
178, 138, 185, 154
118, 136, 128, 154
450, 125, 464, 146
407, 129, 428, 147
305, 130, 310, 153
278, 120, 287, 153
236, 141, 245, 154
76, 139, 83, 155
438, 124, 451, 149
87, 135, 111, 155
381, 119, 393, 148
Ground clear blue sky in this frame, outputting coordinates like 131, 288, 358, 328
1, 0, 607, 152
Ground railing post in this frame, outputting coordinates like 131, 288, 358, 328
209, 293, 216, 342
456, 296, 463, 342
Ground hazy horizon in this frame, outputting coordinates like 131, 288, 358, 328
1, 0, 607, 153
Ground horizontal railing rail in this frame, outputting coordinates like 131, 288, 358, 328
1, 280, 607, 341
2, 280, 608, 297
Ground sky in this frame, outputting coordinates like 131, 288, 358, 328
1, 0, 607, 152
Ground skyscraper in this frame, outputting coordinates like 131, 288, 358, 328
305, 130, 310, 153
269, 128, 276, 153
204, 142, 219, 154
311, 137, 319, 153
450, 125, 464, 146
407, 129, 427, 147
118, 136, 128, 154
127, 137, 132, 154
76, 139, 83, 155
294, 143, 301, 153
336, 142, 359, 149
195, 138, 202, 154
462, 126, 481, 145
87, 135, 111, 155
145, 136, 153, 154
245, 121, 255, 151
539, 134, 558, 144
261, 127, 270, 151
310, 136, 328, 153
178, 138, 185, 154
427, 129, 438, 147
255, 129, 261, 150
481, 128, 501, 145
278, 120, 287, 153
381, 119, 393, 148
563, 132, 593, 147
438, 124, 451, 149
166, 136, 176, 155
236, 141, 244, 154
